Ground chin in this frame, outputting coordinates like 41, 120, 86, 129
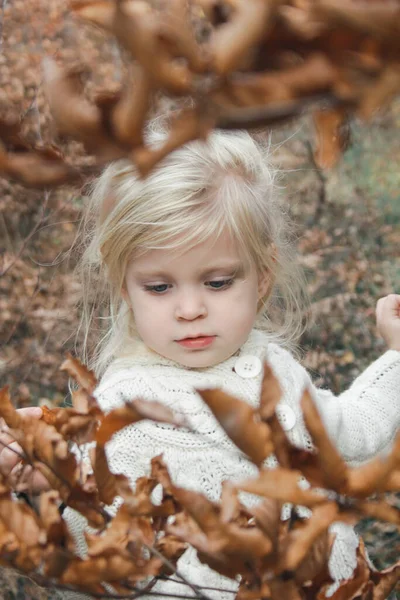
180, 353, 222, 369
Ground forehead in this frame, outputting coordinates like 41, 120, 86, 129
128, 230, 252, 275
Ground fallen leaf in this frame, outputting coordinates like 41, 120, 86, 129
197, 388, 274, 465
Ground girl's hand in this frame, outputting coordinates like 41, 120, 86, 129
0, 406, 51, 494
376, 294, 400, 351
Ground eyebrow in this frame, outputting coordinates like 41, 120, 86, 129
134, 261, 246, 279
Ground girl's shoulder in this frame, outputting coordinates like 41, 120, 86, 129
248, 329, 301, 367
246, 331, 310, 393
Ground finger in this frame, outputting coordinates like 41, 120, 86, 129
376, 296, 386, 317
0, 441, 25, 476
0, 407, 43, 450
12, 464, 51, 494
0, 407, 42, 435
377, 295, 400, 317
0, 428, 16, 448
30, 469, 51, 494
18, 406, 43, 420
0, 429, 17, 465
0, 417, 11, 436
383, 295, 400, 319
9, 462, 32, 489
387, 294, 400, 314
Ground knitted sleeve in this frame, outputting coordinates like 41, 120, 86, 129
306, 350, 400, 464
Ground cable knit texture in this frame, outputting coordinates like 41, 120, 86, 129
62, 329, 400, 599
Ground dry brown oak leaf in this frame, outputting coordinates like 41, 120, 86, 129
207, 0, 284, 75
313, 106, 350, 169
236, 466, 328, 507
40, 355, 101, 444
43, 59, 126, 160
58, 497, 166, 592
196, 387, 274, 466
90, 443, 131, 506
59, 551, 162, 593
95, 397, 186, 445
0, 386, 109, 527
0, 386, 77, 498
272, 502, 338, 578
0, 118, 89, 188
313, 0, 400, 40
41, 405, 100, 445
72, 0, 208, 93
91, 448, 178, 517
258, 360, 294, 467
300, 388, 400, 498
239, 498, 336, 590
0, 144, 87, 189
167, 485, 274, 579
0, 475, 46, 572
60, 354, 98, 395
328, 537, 400, 600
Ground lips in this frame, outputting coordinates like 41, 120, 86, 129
178, 335, 210, 341
176, 335, 216, 349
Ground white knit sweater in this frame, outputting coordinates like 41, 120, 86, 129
63, 329, 400, 599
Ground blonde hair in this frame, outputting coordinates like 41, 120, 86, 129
76, 120, 309, 376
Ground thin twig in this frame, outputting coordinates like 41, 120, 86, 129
0, 190, 52, 277
36, 578, 217, 600
304, 139, 327, 222
216, 94, 353, 131
2, 272, 41, 346
156, 576, 237, 595
144, 543, 215, 600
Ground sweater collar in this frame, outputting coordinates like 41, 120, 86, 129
106, 328, 268, 375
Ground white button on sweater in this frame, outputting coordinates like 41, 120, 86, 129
63, 329, 400, 600
233, 354, 263, 378
276, 404, 296, 431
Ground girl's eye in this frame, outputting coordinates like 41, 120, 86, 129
144, 279, 234, 294
207, 279, 234, 290
144, 284, 170, 294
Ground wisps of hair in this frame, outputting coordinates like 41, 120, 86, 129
74, 117, 309, 376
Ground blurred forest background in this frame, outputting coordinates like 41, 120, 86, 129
0, 0, 400, 597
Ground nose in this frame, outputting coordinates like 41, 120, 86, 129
174, 288, 207, 321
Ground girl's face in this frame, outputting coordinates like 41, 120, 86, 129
123, 229, 270, 368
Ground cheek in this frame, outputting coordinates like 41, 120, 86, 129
131, 300, 156, 341
131, 294, 167, 329
217, 286, 258, 323
230, 282, 259, 308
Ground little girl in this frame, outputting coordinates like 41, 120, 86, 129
3, 122, 400, 599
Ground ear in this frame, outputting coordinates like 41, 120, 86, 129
121, 285, 130, 306
258, 271, 273, 300
258, 244, 277, 300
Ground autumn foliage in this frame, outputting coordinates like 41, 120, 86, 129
0, 356, 398, 598
1, 0, 400, 598
1, 0, 400, 189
